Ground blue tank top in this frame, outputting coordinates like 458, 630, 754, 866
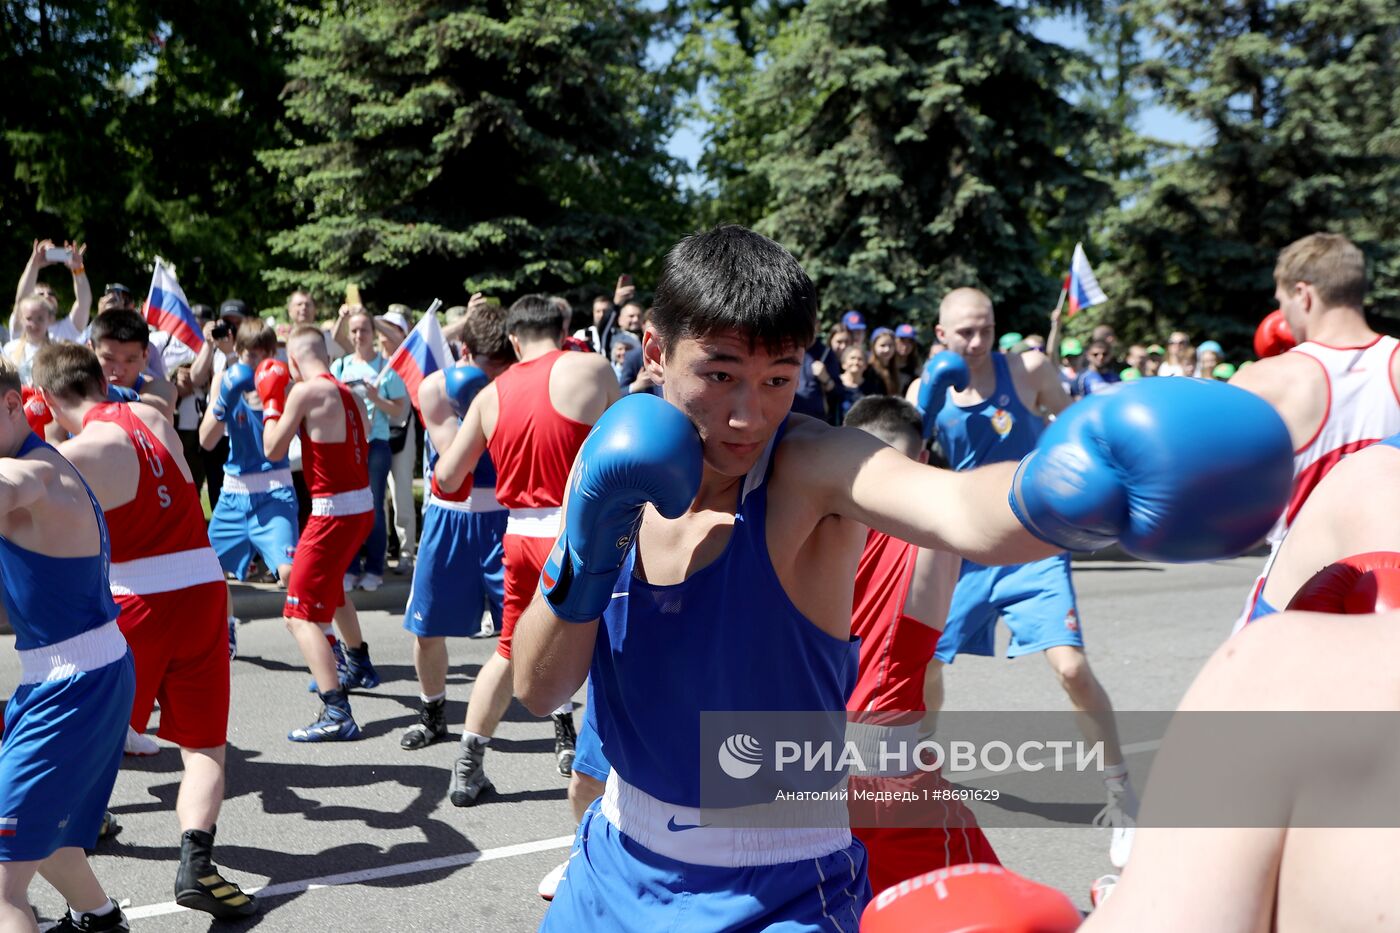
591, 419, 859, 807
935, 352, 1045, 471
423, 425, 497, 489
0, 433, 120, 650
223, 396, 290, 477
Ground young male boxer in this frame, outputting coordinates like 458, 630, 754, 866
0, 358, 134, 933
399, 303, 513, 750
920, 287, 1135, 864
842, 396, 1000, 896
200, 320, 299, 658
261, 326, 379, 741
1230, 233, 1400, 626
434, 295, 620, 803
89, 309, 178, 421
512, 225, 1293, 931
34, 344, 256, 920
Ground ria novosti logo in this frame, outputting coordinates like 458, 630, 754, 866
717, 733, 764, 779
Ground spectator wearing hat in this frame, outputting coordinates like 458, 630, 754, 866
841, 310, 868, 347
1195, 340, 1224, 379
892, 323, 922, 393
867, 326, 901, 396
998, 332, 1024, 353
1143, 344, 1165, 376
376, 307, 418, 575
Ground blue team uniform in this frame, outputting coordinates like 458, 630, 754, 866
1247, 431, 1400, 624
403, 430, 506, 638
206, 392, 300, 579
544, 421, 869, 932
933, 352, 1083, 663
0, 434, 135, 862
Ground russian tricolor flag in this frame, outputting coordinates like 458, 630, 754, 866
381, 303, 452, 414
1066, 242, 1108, 316
143, 258, 204, 350
0, 817, 17, 838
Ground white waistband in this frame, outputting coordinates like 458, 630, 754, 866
846, 721, 927, 777
19, 621, 128, 684
311, 486, 372, 517
110, 547, 224, 596
600, 771, 851, 868
506, 507, 561, 538
427, 487, 504, 514
220, 468, 294, 496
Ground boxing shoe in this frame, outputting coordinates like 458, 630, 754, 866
288, 691, 361, 742
174, 826, 257, 919
401, 698, 448, 750
124, 725, 159, 756
538, 860, 568, 901
307, 640, 350, 692
47, 899, 130, 932
342, 641, 381, 690
553, 711, 577, 778
449, 736, 494, 806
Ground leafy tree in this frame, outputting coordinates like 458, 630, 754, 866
262, 0, 688, 312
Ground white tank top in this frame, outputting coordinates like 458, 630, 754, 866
1267, 335, 1400, 544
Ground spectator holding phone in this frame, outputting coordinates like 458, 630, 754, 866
331, 306, 408, 592
190, 301, 245, 510
11, 238, 89, 345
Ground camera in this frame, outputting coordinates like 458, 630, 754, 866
211, 321, 232, 340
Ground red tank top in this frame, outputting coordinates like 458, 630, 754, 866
300, 374, 370, 497
848, 530, 942, 714
488, 350, 592, 509
84, 403, 210, 563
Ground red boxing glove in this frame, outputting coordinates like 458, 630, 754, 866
429, 470, 474, 504
561, 335, 592, 353
254, 359, 292, 422
20, 387, 52, 435
861, 863, 1081, 933
1286, 551, 1400, 614
1253, 309, 1296, 360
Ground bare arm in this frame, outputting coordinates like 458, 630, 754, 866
198, 392, 227, 449
67, 242, 90, 330
515, 593, 598, 716
364, 379, 407, 423
417, 373, 459, 454
1028, 352, 1072, 417
433, 387, 489, 493
139, 378, 177, 422
262, 385, 311, 462
14, 239, 48, 313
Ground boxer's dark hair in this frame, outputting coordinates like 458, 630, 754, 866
462, 303, 513, 363
33, 343, 106, 404
90, 308, 149, 349
843, 395, 922, 451
507, 294, 563, 341
235, 319, 277, 356
652, 225, 817, 355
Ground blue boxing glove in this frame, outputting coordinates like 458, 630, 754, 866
1009, 378, 1293, 562
444, 365, 489, 419
540, 394, 703, 623
211, 362, 256, 422
106, 383, 140, 403
916, 352, 970, 438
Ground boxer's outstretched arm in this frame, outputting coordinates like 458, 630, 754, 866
432, 388, 488, 494
262, 386, 309, 462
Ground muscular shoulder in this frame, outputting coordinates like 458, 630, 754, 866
555, 349, 614, 384
1228, 351, 1323, 401
772, 415, 885, 510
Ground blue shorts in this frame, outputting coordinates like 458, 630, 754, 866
403, 505, 506, 638
573, 699, 609, 783
935, 553, 1083, 663
208, 486, 299, 580
0, 653, 134, 862
542, 800, 869, 932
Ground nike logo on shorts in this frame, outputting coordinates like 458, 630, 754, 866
666, 816, 709, 832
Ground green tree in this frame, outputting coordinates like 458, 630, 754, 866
694, 0, 1113, 334
1096, 0, 1400, 349
261, 0, 687, 312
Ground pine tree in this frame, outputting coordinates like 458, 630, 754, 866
1097, 0, 1400, 348
699, 0, 1112, 333
261, 0, 686, 309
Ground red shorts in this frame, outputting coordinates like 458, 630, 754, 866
285, 512, 373, 623
116, 581, 230, 749
499, 533, 554, 660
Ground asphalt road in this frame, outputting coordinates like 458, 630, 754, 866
2, 554, 1263, 931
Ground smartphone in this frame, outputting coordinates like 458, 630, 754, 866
346, 284, 362, 307
44, 247, 72, 264
620, 274, 633, 288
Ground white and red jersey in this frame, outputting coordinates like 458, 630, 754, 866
300, 374, 371, 504
487, 350, 591, 536
82, 402, 222, 596
1269, 336, 1400, 544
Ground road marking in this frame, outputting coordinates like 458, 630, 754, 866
125, 834, 574, 920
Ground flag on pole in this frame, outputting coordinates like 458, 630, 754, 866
380, 300, 451, 413
142, 258, 203, 350
1067, 243, 1108, 316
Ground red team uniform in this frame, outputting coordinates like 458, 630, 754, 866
487, 350, 591, 659
285, 375, 373, 624
848, 529, 999, 897
86, 403, 229, 749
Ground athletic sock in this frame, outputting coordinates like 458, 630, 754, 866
421, 691, 446, 705
71, 899, 117, 921
551, 702, 573, 717
463, 731, 491, 747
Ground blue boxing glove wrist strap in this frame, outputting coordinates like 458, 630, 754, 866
539, 529, 626, 624
1008, 452, 1116, 554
